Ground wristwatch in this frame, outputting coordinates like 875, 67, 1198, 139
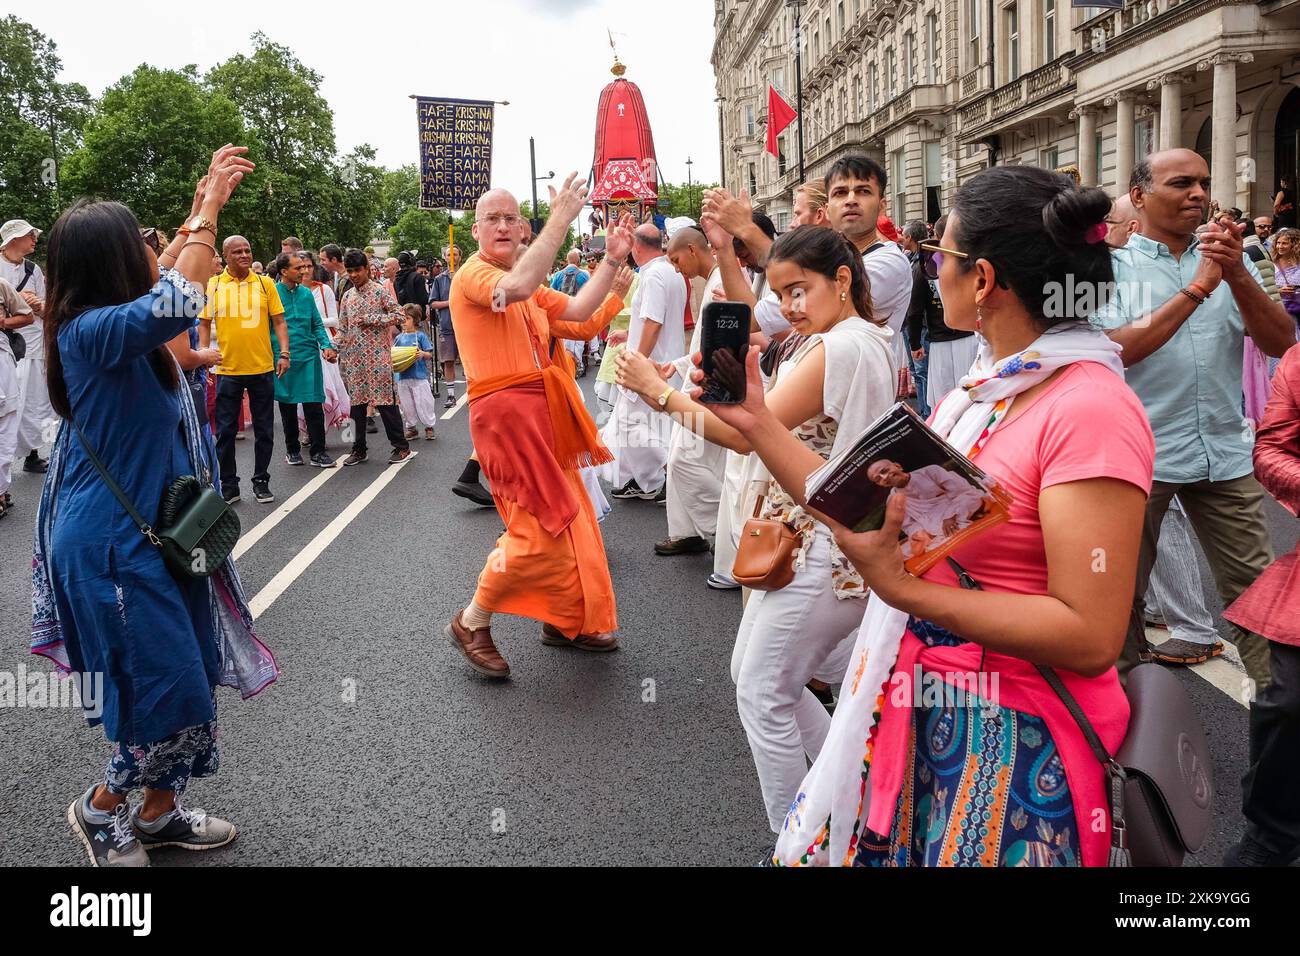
179, 215, 217, 236
656, 385, 675, 408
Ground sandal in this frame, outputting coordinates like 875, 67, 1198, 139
1149, 638, 1224, 666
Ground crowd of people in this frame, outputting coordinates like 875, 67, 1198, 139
12, 139, 1300, 869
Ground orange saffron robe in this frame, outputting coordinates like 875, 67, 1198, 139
450, 254, 624, 637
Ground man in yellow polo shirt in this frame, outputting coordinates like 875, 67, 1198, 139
200, 234, 290, 505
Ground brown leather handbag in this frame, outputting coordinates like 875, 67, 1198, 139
731, 494, 802, 591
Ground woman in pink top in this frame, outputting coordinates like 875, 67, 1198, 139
699, 166, 1155, 866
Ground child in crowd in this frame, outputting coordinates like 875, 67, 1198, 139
395, 304, 438, 441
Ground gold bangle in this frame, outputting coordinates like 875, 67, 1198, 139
183, 239, 218, 257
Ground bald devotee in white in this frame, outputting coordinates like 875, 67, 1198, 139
0, 220, 55, 475
601, 224, 686, 499
656, 226, 727, 557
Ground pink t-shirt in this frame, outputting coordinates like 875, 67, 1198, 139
922, 361, 1155, 594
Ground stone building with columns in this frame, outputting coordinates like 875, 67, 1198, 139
713, 0, 1300, 227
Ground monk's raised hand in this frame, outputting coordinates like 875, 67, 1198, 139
548, 172, 588, 225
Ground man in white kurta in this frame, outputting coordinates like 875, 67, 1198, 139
868, 460, 986, 556
600, 224, 686, 498
656, 227, 727, 555
0, 220, 54, 474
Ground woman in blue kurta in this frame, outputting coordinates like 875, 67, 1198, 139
273, 250, 336, 466
31, 150, 276, 868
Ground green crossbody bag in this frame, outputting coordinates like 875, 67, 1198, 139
71, 419, 240, 579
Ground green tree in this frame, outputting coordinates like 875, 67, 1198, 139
0, 16, 92, 227
657, 180, 718, 220
389, 207, 448, 259
61, 65, 246, 233
205, 32, 357, 256
519, 199, 576, 263
376, 164, 420, 234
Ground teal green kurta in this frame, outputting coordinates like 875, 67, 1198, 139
273, 281, 332, 404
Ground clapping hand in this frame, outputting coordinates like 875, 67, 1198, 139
605, 214, 637, 261
615, 348, 669, 398
1198, 220, 1247, 283
702, 187, 753, 239
611, 264, 634, 299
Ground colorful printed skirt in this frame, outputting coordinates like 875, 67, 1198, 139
854, 619, 1081, 867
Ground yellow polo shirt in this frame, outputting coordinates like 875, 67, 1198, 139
202, 269, 284, 375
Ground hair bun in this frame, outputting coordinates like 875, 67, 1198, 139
1041, 181, 1112, 249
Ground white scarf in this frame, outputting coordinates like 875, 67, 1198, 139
773, 321, 1124, 866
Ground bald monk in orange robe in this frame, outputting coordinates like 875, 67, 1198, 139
444, 176, 637, 678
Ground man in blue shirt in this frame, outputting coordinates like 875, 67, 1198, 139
551, 249, 592, 374
1095, 148, 1296, 686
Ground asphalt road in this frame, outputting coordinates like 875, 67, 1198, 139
0, 376, 1293, 866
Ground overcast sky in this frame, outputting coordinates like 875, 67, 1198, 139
25, 0, 721, 219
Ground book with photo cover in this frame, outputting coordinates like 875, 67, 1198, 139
805, 403, 1013, 576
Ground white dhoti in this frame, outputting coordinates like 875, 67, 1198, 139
14, 354, 55, 460
0, 352, 21, 496
666, 421, 726, 541
599, 385, 672, 492
581, 465, 611, 522
925, 335, 979, 411
397, 378, 439, 429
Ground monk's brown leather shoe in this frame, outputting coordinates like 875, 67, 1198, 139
541, 622, 619, 652
446, 613, 510, 677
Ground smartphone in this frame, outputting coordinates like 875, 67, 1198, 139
700, 301, 751, 404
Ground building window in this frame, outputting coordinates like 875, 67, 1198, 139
778, 135, 788, 176
969, 0, 981, 69
773, 67, 785, 93
870, 62, 879, 110
905, 31, 917, 88
1006, 3, 1020, 83
1040, 147, 1059, 170
1044, 0, 1056, 62
749, 162, 757, 196
814, 30, 820, 59
892, 150, 907, 221
745, 105, 755, 138
854, 75, 863, 115
886, 48, 897, 98
825, 16, 831, 45
925, 142, 943, 221
927, 14, 940, 85
840, 87, 848, 125
838, 1, 846, 34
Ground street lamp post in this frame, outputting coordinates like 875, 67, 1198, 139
787, 0, 807, 182
685, 156, 694, 219
529, 136, 554, 236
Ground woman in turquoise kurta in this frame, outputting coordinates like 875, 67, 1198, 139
273, 252, 336, 466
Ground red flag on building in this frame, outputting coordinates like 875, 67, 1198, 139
766, 85, 797, 159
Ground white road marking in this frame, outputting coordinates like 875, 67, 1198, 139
1146, 627, 1249, 708
440, 392, 468, 420
233, 464, 343, 559
248, 457, 417, 619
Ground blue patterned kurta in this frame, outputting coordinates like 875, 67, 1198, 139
853, 618, 1082, 867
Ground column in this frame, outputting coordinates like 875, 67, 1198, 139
1147, 73, 1187, 150
1070, 104, 1099, 186
1198, 52, 1253, 208
1106, 91, 1136, 194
